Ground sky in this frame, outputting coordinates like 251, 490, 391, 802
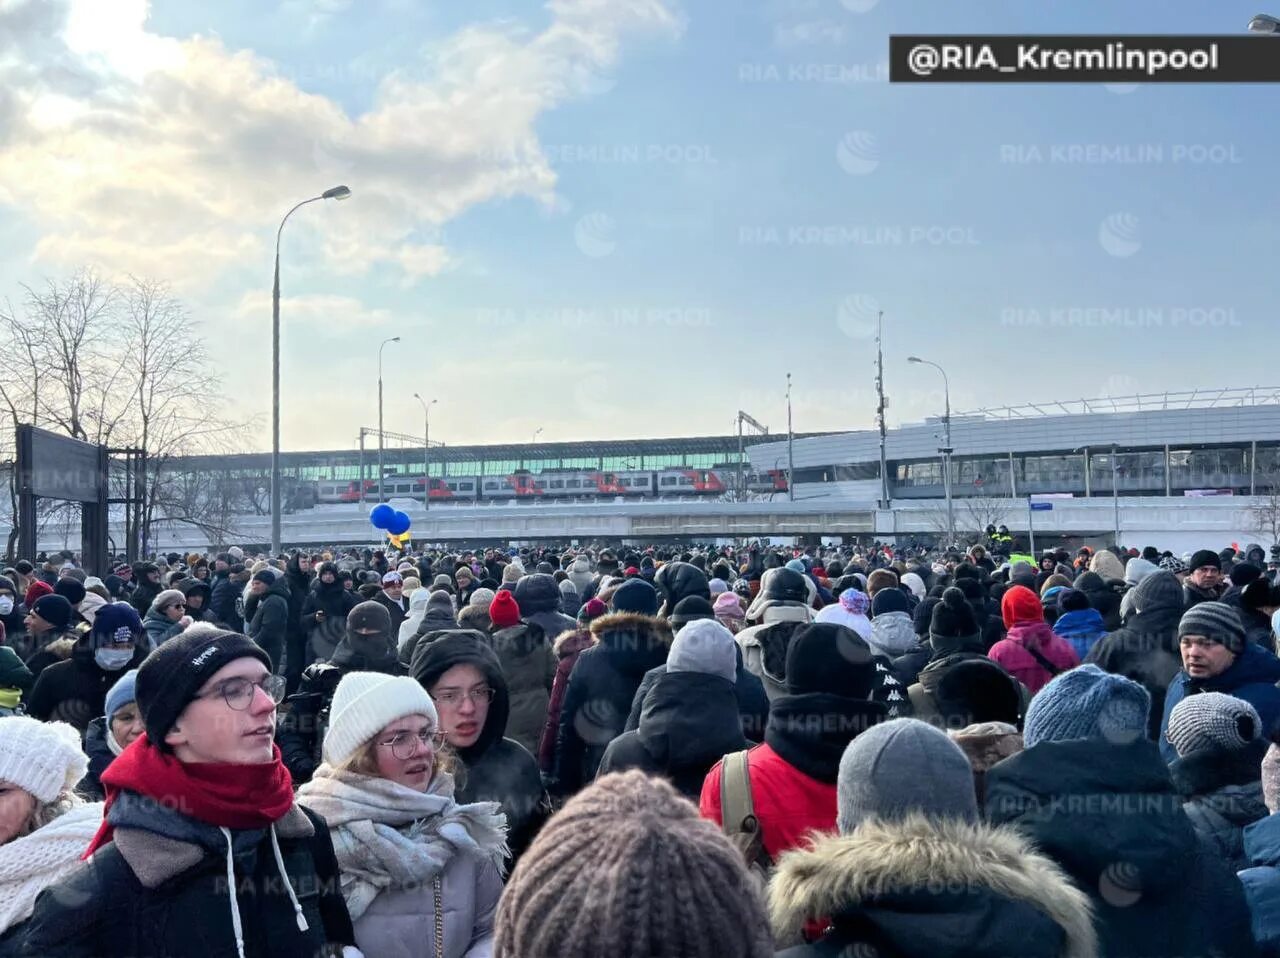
0, 0, 1275, 453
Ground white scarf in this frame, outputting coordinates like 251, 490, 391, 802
0, 802, 103, 933
297, 766, 507, 921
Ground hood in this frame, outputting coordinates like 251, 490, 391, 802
653, 561, 710, 612
985, 737, 1197, 894
869, 611, 917, 657
588, 612, 674, 676
1052, 608, 1105, 638
769, 815, 1096, 958
330, 622, 399, 672
176, 577, 212, 606
1169, 746, 1267, 805
513, 573, 563, 616
1004, 620, 1057, 650
409, 630, 510, 761
748, 618, 809, 688
313, 563, 345, 595
635, 670, 747, 769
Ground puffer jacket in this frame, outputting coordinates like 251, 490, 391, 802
987, 621, 1080, 695
537, 627, 594, 774
1169, 746, 1269, 872
1052, 607, 1107, 660
736, 605, 815, 701
1240, 813, 1280, 956
653, 561, 710, 617
770, 815, 1097, 958
1160, 643, 1280, 763
245, 576, 291, 674
868, 610, 916, 659
487, 622, 556, 756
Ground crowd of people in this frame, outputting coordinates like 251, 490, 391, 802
0, 536, 1279, 955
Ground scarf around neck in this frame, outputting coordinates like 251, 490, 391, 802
84, 734, 295, 858
297, 765, 508, 921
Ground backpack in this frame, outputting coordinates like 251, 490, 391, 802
718, 749, 773, 894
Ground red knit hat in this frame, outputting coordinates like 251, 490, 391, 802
1001, 584, 1043, 629
24, 579, 53, 609
489, 589, 521, 630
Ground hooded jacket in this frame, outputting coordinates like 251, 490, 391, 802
598, 670, 749, 799
1085, 571, 1186, 740
537, 627, 595, 774
1074, 571, 1125, 632
485, 618, 556, 758
769, 815, 1097, 958
245, 575, 291, 673
1239, 812, 1280, 955
23, 631, 148, 733
176, 578, 215, 625
736, 605, 816, 702
987, 616, 1080, 696
653, 561, 710, 618
127, 563, 161, 618
623, 647, 771, 744
1168, 747, 1269, 872
410, 632, 548, 862
551, 611, 673, 795
300, 566, 360, 664
4, 800, 355, 958
208, 569, 244, 633
513, 573, 577, 640
986, 737, 1258, 958
1160, 642, 1280, 763
1052, 607, 1107, 660
868, 610, 917, 659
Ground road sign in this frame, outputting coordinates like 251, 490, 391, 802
1030, 502, 1053, 511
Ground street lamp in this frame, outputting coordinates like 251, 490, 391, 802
413, 394, 437, 510
271, 184, 351, 554
786, 372, 795, 502
532, 427, 543, 444
908, 356, 953, 549
1249, 13, 1280, 33
377, 336, 400, 502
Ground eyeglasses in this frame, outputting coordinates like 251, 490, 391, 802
378, 727, 448, 760
196, 674, 288, 710
431, 687, 495, 707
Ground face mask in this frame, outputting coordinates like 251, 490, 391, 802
95, 648, 134, 671
0, 596, 13, 616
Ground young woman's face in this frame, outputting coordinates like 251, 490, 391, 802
430, 664, 491, 750
0, 781, 36, 846
110, 702, 145, 749
372, 713, 438, 791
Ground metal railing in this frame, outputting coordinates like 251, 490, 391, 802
958, 386, 1280, 420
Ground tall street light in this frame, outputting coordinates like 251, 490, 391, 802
413, 394, 437, 510
271, 184, 351, 554
785, 372, 795, 502
1249, 13, 1280, 32
377, 336, 401, 502
908, 356, 953, 549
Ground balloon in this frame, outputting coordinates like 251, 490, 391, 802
387, 510, 411, 536
370, 504, 395, 530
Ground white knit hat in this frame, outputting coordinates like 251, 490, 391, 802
0, 717, 88, 802
322, 672, 439, 767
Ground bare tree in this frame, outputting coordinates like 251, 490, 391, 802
961, 494, 1011, 545
1251, 471, 1280, 548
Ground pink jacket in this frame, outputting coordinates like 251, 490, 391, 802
987, 621, 1080, 695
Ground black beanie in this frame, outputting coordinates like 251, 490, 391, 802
1230, 562, 1263, 588
136, 629, 271, 751
934, 659, 1022, 727
1141, 546, 1160, 563
1189, 549, 1221, 572
1057, 587, 1091, 613
871, 587, 910, 617
252, 569, 276, 586
31, 594, 72, 631
784, 623, 875, 698
54, 577, 86, 607
669, 596, 715, 630
348, 600, 392, 634
929, 587, 979, 640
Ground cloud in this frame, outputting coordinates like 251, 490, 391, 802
0, 0, 683, 289
231, 290, 397, 330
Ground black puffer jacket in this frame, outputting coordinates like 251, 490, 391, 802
128, 563, 161, 618
176, 578, 215, 625
24, 634, 148, 732
513, 573, 576, 639
1169, 746, 1269, 872
599, 670, 748, 799
624, 647, 770, 743
208, 570, 244, 632
986, 737, 1259, 958
245, 576, 291, 673
653, 561, 710, 617
551, 612, 673, 794
411, 631, 549, 863
1074, 570, 1125, 631
300, 567, 360, 664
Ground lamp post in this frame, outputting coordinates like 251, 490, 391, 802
786, 373, 795, 502
377, 336, 400, 503
1249, 13, 1280, 33
271, 184, 351, 554
532, 427, 543, 444
908, 356, 953, 548
413, 394, 437, 509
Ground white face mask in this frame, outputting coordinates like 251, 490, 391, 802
0, 596, 13, 616
94, 648, 134, 671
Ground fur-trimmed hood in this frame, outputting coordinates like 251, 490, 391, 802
588, 611, 674, 676
769, 814, 1096, 958
553, 626, 595, 658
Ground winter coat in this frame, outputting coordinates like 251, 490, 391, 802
653, 561, 710, 617
1169, 747, 1269, 871
0, 801, 104, 936
512, 574, 576, 638
868, 610, 917, 659
3, 804, 355, 958
1243, 605, 1278, 654
1185, 580, 1225, 610
1074, 571, 1125, 632
79, 716, 116, 801
987, 621, 1080, 695
23, 631, 76, 680
372, 589, 408, 635
889, 641, 931, 688
552, 612, 672, 795
300, 576, 360, 664
127, 570, 160, 619
598, 670, 748, 799
1053, 607, 1108, 660
283, 556, 312, 643
142, 607, 184, 649
736, 605, 816, 701
624, 650, 771, 744
537, 627, 594, 774
486, 622, 557, 756
699, 692, 888, 862
769, 815, 1097, 958
245, 577, 291, 673
1085, 601, 1184, 740
1239, 813, 1280, 956
986, 737, 1258, 958
1160, 643, 1280, 763
208, 571, 244, 633
567, 557, 594, 596
24, 634, 147, 733
401, 596, 461, 664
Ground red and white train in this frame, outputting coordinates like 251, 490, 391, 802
310, 469, 788, 505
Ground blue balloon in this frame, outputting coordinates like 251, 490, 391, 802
370, 503, 395, 530
387, 510, 411, 536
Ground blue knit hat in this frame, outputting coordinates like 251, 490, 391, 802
1023, 664, 1150, 747
103, 668, 139, 722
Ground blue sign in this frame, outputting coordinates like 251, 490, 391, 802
1029, 501, 1053, 511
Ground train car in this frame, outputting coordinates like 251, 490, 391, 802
742, 470, 789, 494
480, 472, 546, 499
655, 468, 727, 495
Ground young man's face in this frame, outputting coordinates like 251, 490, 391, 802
298, 557, 312, 574
165, 657, 281, 764
383, 582, 403, 601
24, 612, 51, 635
250, 578, 268, 596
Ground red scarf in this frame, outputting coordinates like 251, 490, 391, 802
84, 733, 295, 858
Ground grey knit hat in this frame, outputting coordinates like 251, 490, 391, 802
1166, 692, 1260, 758
836, 718, 979, 832
668, 619, 737, 683
495, 770, 772, 958
1178, 601, 1246, 655
1264, 744, 1280, 813
1023, 664, 1151, 748
1130, 571, 1183, 616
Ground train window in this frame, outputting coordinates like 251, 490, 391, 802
484, 480, 499, 490
660, 476, 677, 486
396, 483, 410, 494
567, 479, 581, 489
459, 482, 473, 492
550, 479, 564, 489
679, 476, 692, 485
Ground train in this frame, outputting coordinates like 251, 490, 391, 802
308, 468, 788, 505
